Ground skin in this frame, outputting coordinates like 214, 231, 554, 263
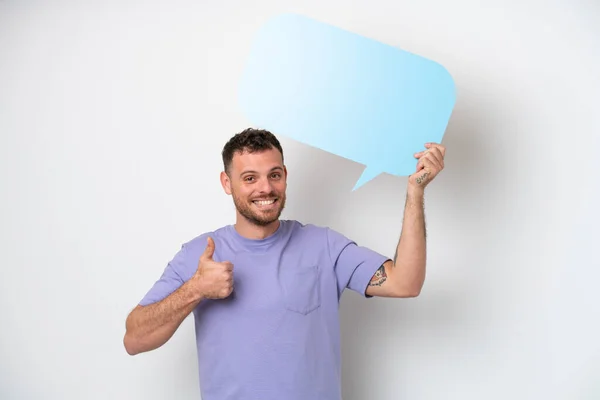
219, 148, 288, 240
122, 147, 288, 355
123, 142, 445, 355
365, 142, 446, 298
122, 237, 234, 355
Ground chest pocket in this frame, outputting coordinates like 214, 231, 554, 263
279, 263, 321, 315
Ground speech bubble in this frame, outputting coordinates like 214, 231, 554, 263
238, 13, 456, 190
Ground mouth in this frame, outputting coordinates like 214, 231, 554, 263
252, 198, 278, 209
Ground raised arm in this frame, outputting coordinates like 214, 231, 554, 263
366, 142, 446, 298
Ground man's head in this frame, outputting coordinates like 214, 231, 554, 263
220, 128, 287, 227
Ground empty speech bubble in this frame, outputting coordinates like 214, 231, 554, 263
238, 13, 456, 190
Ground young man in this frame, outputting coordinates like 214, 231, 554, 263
123, 128, 446, 400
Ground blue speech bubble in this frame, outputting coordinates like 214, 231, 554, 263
238, 13, 456, 190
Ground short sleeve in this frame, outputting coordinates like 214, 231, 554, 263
327, 228, 391, 297
138, 244, 190, 306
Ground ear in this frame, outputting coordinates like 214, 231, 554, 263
282, 165, 288, 187
220, 171, 232, 195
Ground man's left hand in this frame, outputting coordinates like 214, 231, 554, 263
408, 142, 446, 192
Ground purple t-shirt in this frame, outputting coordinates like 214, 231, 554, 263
139, 219, 390, 400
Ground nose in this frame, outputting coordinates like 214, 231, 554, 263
257, 176, 274, 194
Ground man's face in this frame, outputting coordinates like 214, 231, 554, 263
221, 147, 287, 227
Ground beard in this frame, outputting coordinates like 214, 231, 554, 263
232, 189, 286, 227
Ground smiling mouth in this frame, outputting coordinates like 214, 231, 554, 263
252, 198, 277, 206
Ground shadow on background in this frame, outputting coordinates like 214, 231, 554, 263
280, 90, 501, 399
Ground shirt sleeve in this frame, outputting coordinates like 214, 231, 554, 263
326, 228, 391, 298
138, 243, 191, 306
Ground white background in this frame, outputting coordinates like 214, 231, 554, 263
1, 1, 599, 399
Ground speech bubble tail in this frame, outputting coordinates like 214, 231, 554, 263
352, 166, 381, 191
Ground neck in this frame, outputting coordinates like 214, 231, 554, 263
234, 214, 281, 240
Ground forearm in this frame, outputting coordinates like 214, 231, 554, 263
124, 277, 204, 355
392, 187, 427, 295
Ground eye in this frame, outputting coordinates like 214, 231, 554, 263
271, 173, 281, 179
244, 176, 255, 182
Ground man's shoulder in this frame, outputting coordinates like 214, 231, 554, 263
181, 225, 226, 244
283, 219, 328, 233
283, 220, 334, 242
285, 220, 350, 240
177, 225, 234, 258
283, 220, 352, 251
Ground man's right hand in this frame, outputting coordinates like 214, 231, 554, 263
193, 237, 234, 299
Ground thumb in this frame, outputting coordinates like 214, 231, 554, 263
201, 236, 215, 261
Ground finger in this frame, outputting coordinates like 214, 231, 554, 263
422, 153, 442, 171
415, 143, 444, 159
425, 142, 446, 157
415, 150, 432, 169
417, 157, 430, 172
415, 157, 426, 172
425, 148, 444, 168
201, 237, 215, 261
415, 156, 422, 170
424, 144, 444, 162
416, 154, 440, 174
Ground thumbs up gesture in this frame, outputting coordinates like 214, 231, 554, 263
193, 237, 234, 299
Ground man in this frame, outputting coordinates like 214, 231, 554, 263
123, 128, 446, 399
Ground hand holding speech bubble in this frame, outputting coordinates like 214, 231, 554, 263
238, 13, 456, 190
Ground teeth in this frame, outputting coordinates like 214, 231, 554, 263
254, 199, 275, 205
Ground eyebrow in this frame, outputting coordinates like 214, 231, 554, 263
239, 166, 283, 178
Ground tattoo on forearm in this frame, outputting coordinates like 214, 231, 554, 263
415, 172, 430, 185
368, 265, 387, 286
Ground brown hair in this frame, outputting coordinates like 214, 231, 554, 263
221, 128, 284, 174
